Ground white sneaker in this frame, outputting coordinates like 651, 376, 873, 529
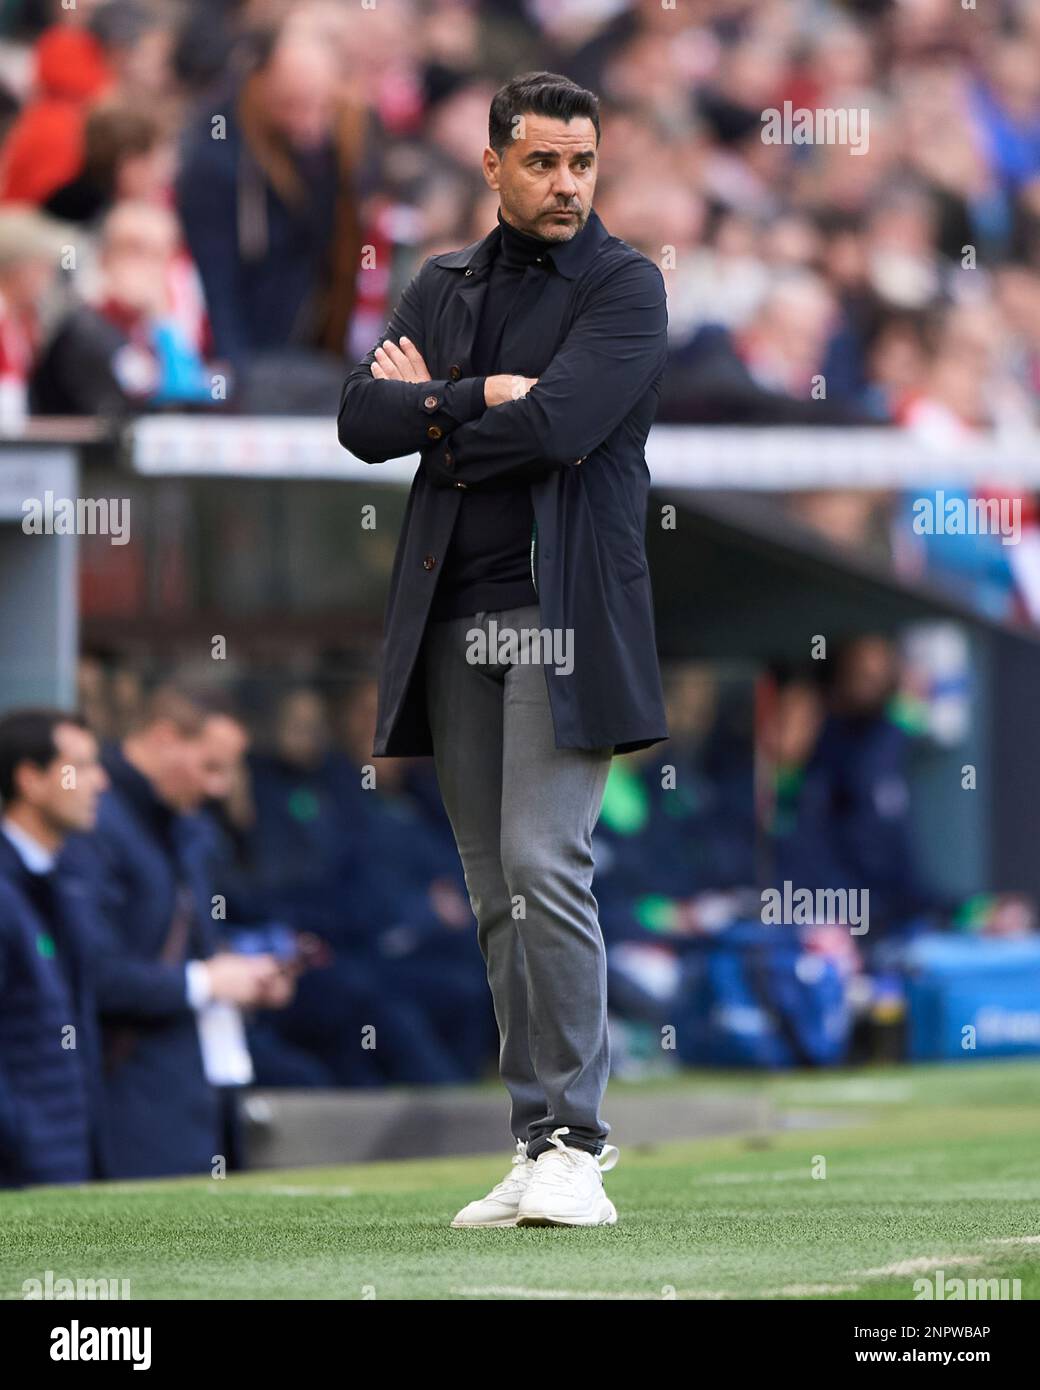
451, 1139, 536, 1228
516, 1126, 620, 1227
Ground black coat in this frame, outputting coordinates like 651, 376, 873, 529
338, 208, 670, 757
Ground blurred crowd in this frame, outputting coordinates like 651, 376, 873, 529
0, 0, 1037, 429
0, 0, 1039, 621
2, 633, 1032, 1184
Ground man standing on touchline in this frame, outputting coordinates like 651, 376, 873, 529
338, 71, 669, 1228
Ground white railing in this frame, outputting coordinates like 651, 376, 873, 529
123, 416, 1040, 488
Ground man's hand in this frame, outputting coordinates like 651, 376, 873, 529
371, 336, 431, 382
255, 967, 296, 1009
485, 374, 538, 406
203, 952, 286, 1007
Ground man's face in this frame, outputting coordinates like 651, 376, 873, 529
264, 45, 336, 152
276, 692, 327, 771
102, 215, 175, 316
16, 723, 108, 835
484, 114, 598, 242
196, 716, 250, 805
151, 715, 248, 812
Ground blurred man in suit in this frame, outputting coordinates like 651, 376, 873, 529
0, 709, 109, 1188
63, 684, 292, 1179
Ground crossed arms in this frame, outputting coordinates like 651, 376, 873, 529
337, 255, 668, 488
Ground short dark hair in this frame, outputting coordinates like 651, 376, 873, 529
0, 708, 90, 806
488, 71, 600, 157
128, 681, 239, 738
84, 101, 165, 192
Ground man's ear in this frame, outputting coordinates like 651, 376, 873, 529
482, 146, 501, 191
12, 757, 45, 804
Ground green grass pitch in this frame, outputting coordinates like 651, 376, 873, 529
2, 1060, 1038, 1300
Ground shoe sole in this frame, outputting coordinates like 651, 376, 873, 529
450, 1215, 520, 1228
516, 1203, 617, 1228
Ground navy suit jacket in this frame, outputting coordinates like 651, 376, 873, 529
61, 745, 222, 1179
0, 833, 109, 1187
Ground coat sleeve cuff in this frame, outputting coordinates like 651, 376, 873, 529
418, 378, 486, 433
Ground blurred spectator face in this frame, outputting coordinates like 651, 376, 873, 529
275, 690, 328, 770
835, 637, 898, 716
12, 722, 108, 835
0, 254, 58, 313
111, 24, 173, 101
920, 351, 987, 427
865, 195, 939, 307
485, 114, 598, 243
142, 714, 246, 812
821, 226, 868, 291
715, 211, 758, 259
196, 715, 250, 804
262, 39, 337, 152
603, 31, 696, 121
810, 22, 874, 92
995, 266, 1040, 347
984, 37, 1040, 121
762, 214, 821, 270
116, 138, 176, 202
315, 0, 418, 86
867, 316, 930, 398
943, 302, 1003, 375
715, 37, 787, 111
743, 274, 836, 386
0, 209, 66, 313
430, 83, 499, 171
99, 202, 177, 316
769, 682, 824, 767
778, 681, 823, 767
664, 666, 718, 741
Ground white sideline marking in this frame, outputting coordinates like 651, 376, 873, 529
696, 1163, 917, 1185
206, 1185, 357, 1197
451, 1284, 735, 1300
783, 1080, 915, 1104
854, 1255, 983, 1277
761, 1283, 861, 1297
67, 1182, 357, 1196
984, 1235, 1040, 1244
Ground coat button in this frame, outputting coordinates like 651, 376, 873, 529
449, 364, 461, 381
464, 268, 473, 276
455, 480, 467, 489
423, 554, 436, 570
443, 449, 454, 469
426, 424, 443, 440
424, 394, 438, 409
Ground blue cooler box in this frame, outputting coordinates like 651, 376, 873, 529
903, 933, 1040, 1060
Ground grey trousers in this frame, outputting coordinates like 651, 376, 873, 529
422, 602, 614, 1158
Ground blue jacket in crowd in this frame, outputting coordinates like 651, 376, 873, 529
0, 830, 109, 1187
61, 745, 222, 1179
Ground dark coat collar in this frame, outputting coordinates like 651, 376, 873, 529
432, 206, 610, 281
102, 741, 178, 847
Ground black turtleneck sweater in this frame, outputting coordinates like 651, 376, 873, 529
428, 211, 551, 622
